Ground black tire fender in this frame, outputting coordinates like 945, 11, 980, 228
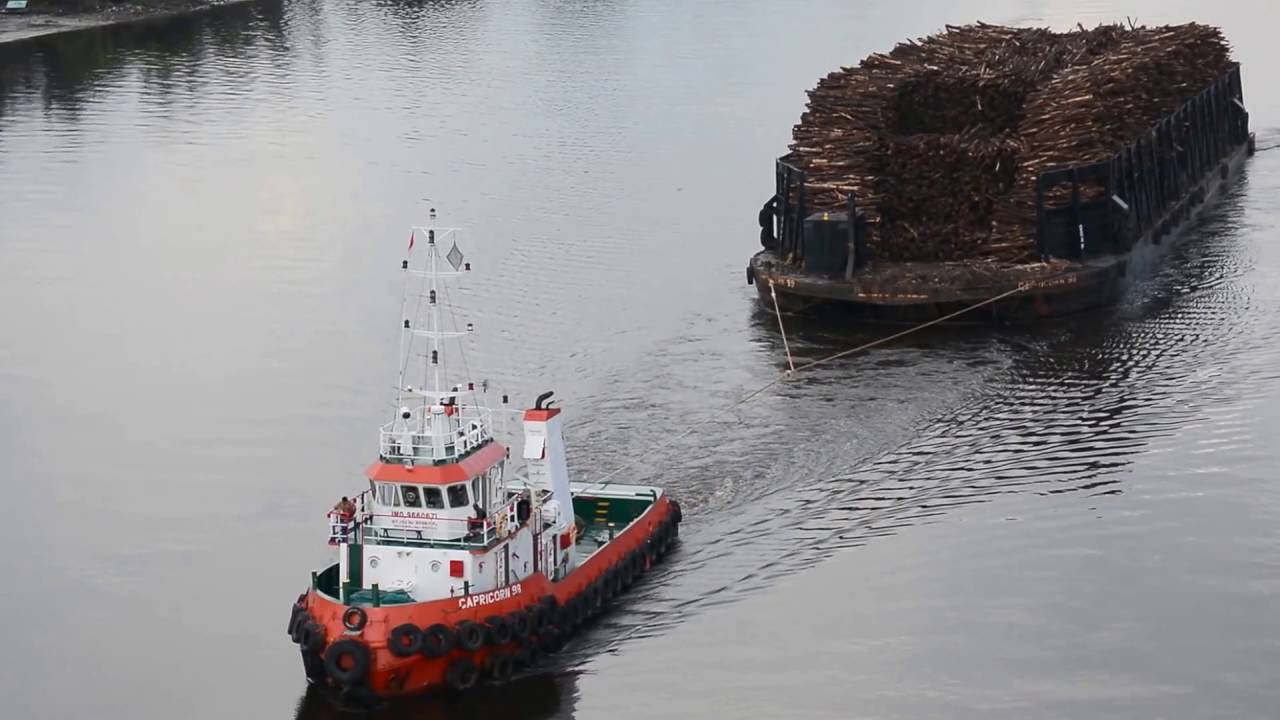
456, 620, 485, 651
530, 604, 550, 634
539, 626, 564, 654
291, 612, 311, 643
342, 606, 368, 632
486, 651, 514, 682
484, 615, 513, 645
287, 597, 306, 636
444, 657, 478, 691
301, 622, 326, 654
508, 610, 532, 639
324, 639, 371, 686
388, 623, 423, 657
421, 623, 456, 658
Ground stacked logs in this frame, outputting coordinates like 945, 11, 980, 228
987, 24, 1234, 256
785, 21, 1233, 263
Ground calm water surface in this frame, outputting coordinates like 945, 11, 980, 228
2, 1, 1279, 718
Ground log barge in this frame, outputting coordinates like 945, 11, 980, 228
746, 23, 1254, 323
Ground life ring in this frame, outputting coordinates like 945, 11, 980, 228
421, 623, 456, 658
456, 620, 485, 651
484, 615, 513, 645
444, 658, 478, 691
324, 639, 371, 686
495, 511, 508, 536
342, 606, 368, 632
507, 610, 532, 639
486, 652, 514, 682
301, 622, 326, 654
388, 623, 423, 657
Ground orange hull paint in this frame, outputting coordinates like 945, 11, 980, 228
290, 496, 681, 700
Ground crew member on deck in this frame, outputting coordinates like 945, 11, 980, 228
467, 502, 487, 540
330, 496, 356, 543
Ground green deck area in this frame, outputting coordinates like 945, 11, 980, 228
571, 491, 656, 557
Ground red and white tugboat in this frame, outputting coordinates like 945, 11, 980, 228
286, 213, 682, 702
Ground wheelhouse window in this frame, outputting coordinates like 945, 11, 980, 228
401, 485, 423, 508
376, 482, 400, 507
423, 487, 444, 509
447, 483, 469, 509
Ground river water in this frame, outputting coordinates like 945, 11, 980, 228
2, 0, 1279, 718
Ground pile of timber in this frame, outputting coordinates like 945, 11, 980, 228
785, 21, 1233, 263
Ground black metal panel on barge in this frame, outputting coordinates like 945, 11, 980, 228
749, 65, 1254, 324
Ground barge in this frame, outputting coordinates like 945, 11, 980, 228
286, 217, 681, 703
747, 24, 1254, 323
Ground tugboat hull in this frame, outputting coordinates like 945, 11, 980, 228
288, 493, 681, 700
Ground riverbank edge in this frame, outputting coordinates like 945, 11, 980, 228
0, 0, 259, 47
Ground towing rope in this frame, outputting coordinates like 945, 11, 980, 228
584, 278, 1036, 489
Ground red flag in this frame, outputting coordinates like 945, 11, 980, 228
408, 230, 415, 251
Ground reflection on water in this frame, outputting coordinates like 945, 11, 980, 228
293, 670, 574, 720
2, 0, 1279, 718
0, 1, 288, 118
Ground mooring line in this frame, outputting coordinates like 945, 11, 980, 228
583, 278, 1041, 489
768, 280, 797, 374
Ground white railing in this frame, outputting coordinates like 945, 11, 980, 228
378, 406, 494, 462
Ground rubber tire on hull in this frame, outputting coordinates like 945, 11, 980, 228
485, 615, 513, 645
301, 646, 327, 683
324, 640, 371, 687
530, 604, 550, 634
508, 610, 532, 639
486, 652, 514, 683
388, 623, 423, 657
290, 613, 311, 644
300, 622, 325, 654
456, 620, 485, 651
445, 658, 479, 692
539, 626, 565, 654
421, 623, 456, 658
287, 600, 305, 636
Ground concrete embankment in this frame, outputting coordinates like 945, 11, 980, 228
0, 0, 257, 46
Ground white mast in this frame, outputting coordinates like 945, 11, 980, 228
383, 210, 496, 465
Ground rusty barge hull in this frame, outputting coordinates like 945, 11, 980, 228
750, 137, 1254, 324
